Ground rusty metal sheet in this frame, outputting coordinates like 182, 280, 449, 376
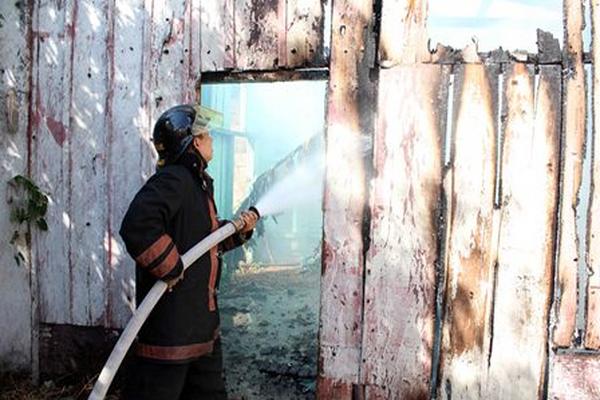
378, 0, 428, 66
105, 0, 149, 328
0, 0, 34, 370
67, 0, 112, 326
361, 64, 448, 398
439, 63, 498, 399
486, 63, 560, 399
554, 0, 586, 348
200, 0, 235, 71
549, 353, 600, 399
234, 0, 282, 70
285, 0, 325, 67
318, 0, 375, 394
33, 0, 76, 325
586, 0, 600, 350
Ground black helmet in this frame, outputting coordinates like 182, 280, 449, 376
152, 104, 196, 167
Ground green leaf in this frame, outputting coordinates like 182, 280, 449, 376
8, 174, 49, 232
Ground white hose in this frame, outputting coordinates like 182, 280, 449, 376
89, 222, 238, 400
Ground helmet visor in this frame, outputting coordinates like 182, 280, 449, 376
192, 105, 224, 131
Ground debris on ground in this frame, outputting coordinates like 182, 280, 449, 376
220, 263, 319, 400
0, 373, 120, 400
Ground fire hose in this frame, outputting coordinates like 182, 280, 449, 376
88, 207, 260, 400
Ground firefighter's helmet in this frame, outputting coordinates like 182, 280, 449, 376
152, 104, 198, 168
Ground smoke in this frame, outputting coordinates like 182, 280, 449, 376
254, 154, 325, 217
252, 132, 372, 217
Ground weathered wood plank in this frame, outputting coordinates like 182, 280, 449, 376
147, 0, 197, 116
316, 376, 354, 400
200, 0, 235, 71
202, 0, 326, 71
285, 0, 325, 67
184, 0, 202, 102
554, 0, 586, 347
140, 0, 158, 176
68, 0, 111, 325
318, 0, 375, 395
365, 384, 395, 400
142, 0, 201, 178
201, 68, 328, 83
549, 354, 600, 399
0, 0, 33, 370
439, 63, 498, 400
106, 0, 147, 328
361, 64, 448, 399
234, 0, 282, 70
486, 63, 560, 399
379, 0, 428, 66
33, 0, 74, 325
586, 0, 600, 350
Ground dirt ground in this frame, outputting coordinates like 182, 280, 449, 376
219, 264, 320, 400
0, 374, 120, 400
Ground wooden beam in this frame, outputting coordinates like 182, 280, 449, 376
286, 0, 326, 67
33, 0, 78, 325
106, 0, 148, 328
486, 63, 560, 399
234, 0, 282, 70
67, 0, 113, 325
201, 68, 328, 83
318, 0, 375, 397
200, 0, 236, 71
586, 0, 600, 350
553, 0, 586, 348
362, 64, 448, 398
439, 63, 498, 399
379, 0, 429, 66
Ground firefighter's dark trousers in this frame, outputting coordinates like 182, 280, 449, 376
123, 340, 227, 400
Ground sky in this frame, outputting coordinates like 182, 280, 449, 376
428, 0, 572, 52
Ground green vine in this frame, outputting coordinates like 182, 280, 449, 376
8, 175, 49, 265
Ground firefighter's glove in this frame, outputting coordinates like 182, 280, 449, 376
238, 210, 258, 234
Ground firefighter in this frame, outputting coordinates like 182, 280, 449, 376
119, 104, 257, 399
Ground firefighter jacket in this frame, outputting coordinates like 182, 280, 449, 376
119, 152, 251, 363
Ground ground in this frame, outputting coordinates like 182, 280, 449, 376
0, 373, 120, 399
220, 263, 320, 400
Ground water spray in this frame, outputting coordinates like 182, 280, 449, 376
88, 207, 260, 400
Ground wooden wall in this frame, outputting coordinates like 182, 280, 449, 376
318, 0, 599, 399
24, 0, 327, 333
2, 0, 600, 398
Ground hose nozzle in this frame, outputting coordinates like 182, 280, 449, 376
232, 206, 261, 232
